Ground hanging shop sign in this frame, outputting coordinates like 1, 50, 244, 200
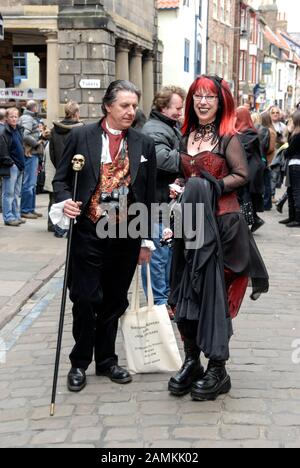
0, 88, 47, 100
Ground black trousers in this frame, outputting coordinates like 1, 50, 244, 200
289, 165, 300, 219
69, 217, 141, 371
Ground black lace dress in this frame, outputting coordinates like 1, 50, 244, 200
169, 135, 269, 361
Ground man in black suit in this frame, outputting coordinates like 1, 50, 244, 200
53, 81, 157, 392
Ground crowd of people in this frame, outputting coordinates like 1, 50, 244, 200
0, 76, 299, 402
0, 100, 83, 236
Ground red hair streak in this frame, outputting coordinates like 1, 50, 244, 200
182, 76, 237, 138
235, 106, 257, 133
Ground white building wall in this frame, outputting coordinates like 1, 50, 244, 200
158, 0, 208, 91
264, 58, 296, 109
17, 53, 40, 90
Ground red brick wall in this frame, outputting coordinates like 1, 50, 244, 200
206, 0, 236, 83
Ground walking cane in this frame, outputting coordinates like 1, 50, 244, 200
50, 154, 85, 417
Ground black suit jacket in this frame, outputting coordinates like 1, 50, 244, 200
53, 121, 157, 236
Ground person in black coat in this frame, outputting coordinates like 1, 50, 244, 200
48, 101, 84, 235
52, 80, 157, 393
284, 111, 300, 228
235, 107, 266, 233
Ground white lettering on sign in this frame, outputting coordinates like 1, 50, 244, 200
79, 79, 101, 89
0, 88, 47, 100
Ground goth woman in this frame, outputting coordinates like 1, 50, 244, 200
167, 76, 269, 401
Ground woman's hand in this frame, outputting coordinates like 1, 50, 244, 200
138, 247, 152, 265
169, 182, 185, 200
64, 201, 82, 219
170, 188, 179, 199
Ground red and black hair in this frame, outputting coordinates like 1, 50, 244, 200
182, 75, 237, 138
235, 106, 257, 133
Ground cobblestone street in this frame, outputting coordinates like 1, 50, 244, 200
0, 203, 300, 448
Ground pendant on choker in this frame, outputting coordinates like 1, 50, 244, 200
193, 122, 217, 143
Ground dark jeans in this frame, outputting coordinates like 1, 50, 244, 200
0, 178, 3, 213
264, 168, 272, 211
69, 217, 141, 371
21, 155, 39, 214
289, 165, 300, 217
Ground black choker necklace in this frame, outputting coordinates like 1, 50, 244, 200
193, 123, 218, 146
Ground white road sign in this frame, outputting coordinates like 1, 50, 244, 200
79, 79, 101, 89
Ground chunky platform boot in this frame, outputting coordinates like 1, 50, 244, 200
191, 360, 231, 401
168, 339, 204, 397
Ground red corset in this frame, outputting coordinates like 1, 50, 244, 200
180, 151, 240, 216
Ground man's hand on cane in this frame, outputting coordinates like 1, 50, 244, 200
64, 200, 82, 219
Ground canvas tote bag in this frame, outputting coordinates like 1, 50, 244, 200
121, 264, 182, 374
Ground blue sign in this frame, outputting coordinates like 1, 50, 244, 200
263, 63, 272, 75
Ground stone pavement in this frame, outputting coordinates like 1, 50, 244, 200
0, 205, 300, 448
0, 194, 66, 329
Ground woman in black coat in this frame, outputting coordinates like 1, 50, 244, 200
235, 107, 266, 233
284, 111, 300, 227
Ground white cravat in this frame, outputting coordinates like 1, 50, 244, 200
101, 120, 124, 164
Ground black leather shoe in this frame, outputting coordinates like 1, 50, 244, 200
67, 368, 86, 392
286, 221, 300, 228
279, 218, 294, 225
96, 364, 132, 384
191, 360, 231, 401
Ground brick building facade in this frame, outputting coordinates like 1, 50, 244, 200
206, 0, 236, 95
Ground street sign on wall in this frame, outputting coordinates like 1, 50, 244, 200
79, 79, 101, 89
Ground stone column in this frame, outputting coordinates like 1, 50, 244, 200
116, 40, 130, 81
142, 52, 154, 117
130, 46, 143, 109
45, 32, 59, 125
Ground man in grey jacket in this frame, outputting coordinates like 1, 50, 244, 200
19, 100, 43, 219
142, 86, 186, 317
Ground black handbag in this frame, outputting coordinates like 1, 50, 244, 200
240, 200, 255, 226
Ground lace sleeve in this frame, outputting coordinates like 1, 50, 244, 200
222, 135, 249, 192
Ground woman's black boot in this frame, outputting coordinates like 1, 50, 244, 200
168, 339, 204, 397
191, 360, 231, 401
279, 192, 295, 224
276, 192, 288, 214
